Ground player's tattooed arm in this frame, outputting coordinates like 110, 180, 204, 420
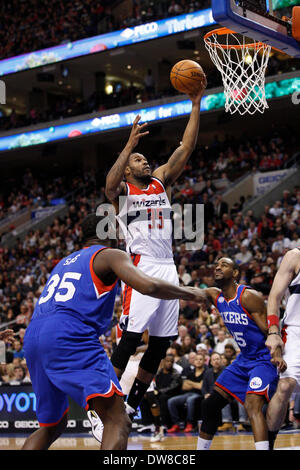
153, 84, 207, 187
105, 114, 149, 201
240, 288, 286, 372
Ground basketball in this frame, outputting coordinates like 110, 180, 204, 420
170, 59, 206, 95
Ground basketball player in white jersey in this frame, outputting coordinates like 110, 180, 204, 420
265, 247, 300, 448
105, 82, 207, 417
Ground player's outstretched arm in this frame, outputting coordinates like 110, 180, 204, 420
266, 249, 300, 354
93, 248, 207, 302
153, 81, 207, 187
105, 114, 149, 201
242, 288, 286, 371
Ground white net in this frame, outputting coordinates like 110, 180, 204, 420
204, 29, 272, 115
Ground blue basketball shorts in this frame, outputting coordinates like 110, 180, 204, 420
23, 315, 123, 427
215, 354, 279, 405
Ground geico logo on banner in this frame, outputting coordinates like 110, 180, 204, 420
0, 392, 36, 412
121, 22, 158, 39
253, 169, 291, 196
0, 421, 9, 428
15, 421, 39, 428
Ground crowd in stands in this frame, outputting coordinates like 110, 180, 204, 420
0, 168, 99, 223
1, 0, 296, 61
0, 125, 299, 433
1, 0, 299, 134
0, 0, 210, 60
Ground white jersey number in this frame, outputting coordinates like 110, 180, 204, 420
39, 272, 82, 305
232, 331, 246, 348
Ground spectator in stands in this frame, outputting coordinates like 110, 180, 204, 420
234, 245, 253, 265
8, 365, 26, 385
201, 352, 223, 399
271, 231, 291, 254
214, 329, 235, 355
175, 325, 189, 346
167, 352, 207, 433
11, 339, 25, 360
145, 354, 182, 440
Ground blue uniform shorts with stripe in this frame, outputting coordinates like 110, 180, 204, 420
215, 354, 279, 405
23, 315, 123, 427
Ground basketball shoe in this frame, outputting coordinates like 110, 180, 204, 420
87, 410, 104, 444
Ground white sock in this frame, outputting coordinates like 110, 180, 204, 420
197, 437, 212, 450
255, 441, 269, 450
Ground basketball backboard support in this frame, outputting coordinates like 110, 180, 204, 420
210, 0, 300, 57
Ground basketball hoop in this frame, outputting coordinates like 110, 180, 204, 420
204, 27, 272, 115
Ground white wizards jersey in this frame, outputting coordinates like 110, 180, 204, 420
117, 177, 173, 258
283, 259, 300, 327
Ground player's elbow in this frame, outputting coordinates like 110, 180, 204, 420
182, 142, 196, 155
104, 184, 114, 200
104, 185, 115, 201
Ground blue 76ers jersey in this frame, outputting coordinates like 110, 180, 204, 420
216, 284, 271, 361
31, 245, 118, 337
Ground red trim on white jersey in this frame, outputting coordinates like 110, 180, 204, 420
122, 254, 141, 316
126, 177, 165, 196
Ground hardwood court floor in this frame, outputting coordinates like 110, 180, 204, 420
2, 430, 300, 450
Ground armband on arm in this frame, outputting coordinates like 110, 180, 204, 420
267, 315, 280, 335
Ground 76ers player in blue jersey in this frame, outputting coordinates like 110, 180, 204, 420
21, 214, 203, 450
196, 257, 286, 451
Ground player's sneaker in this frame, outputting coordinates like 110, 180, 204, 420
150, 426, 165, 442
87, 410, 104, 444
125, 402, 137, 421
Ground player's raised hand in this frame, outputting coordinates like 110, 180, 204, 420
127, 115, 149, 149
187, 75, 207, 105
0, 329, 15, 343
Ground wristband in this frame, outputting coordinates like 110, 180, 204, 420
267, 315, 279, 328
267, 332, 281, 336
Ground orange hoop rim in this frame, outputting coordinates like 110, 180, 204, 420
204, 27, 272, 51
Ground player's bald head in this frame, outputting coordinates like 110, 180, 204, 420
214, 257, 240, 285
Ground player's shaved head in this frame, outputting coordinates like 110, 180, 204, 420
214, 257, 240, 286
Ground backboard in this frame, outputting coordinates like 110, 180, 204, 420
210, 0, 300, 57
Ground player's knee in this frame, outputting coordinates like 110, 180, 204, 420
244, 394, 264, 417
200, 391, 229, 435
110, 331, 143, 370
139, 336, 173, 375
277, 378, 296, 398
120, 411, 132, 438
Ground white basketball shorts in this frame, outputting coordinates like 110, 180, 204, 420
120, 255, 179, 337
280, 325, 300, 387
